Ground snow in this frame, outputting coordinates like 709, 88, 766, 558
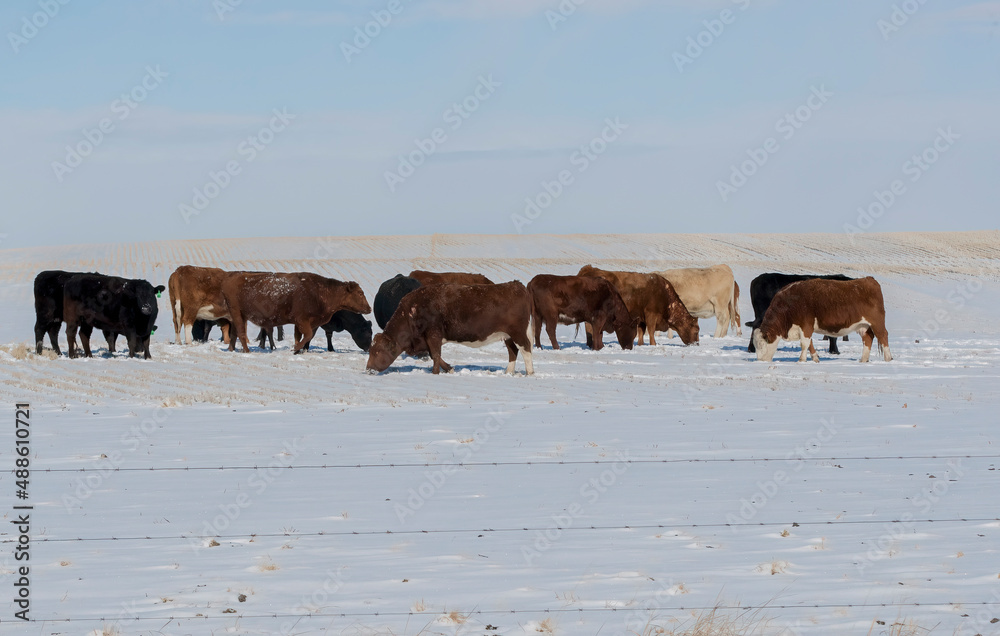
0, 232, 998, 635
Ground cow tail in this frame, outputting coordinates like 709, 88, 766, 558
731, 280, 742, 333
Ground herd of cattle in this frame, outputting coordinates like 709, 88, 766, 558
31, 264, 893, 374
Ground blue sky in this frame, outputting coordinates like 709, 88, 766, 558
1, 0, 998, 248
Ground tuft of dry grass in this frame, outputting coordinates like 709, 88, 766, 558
632, 603, 773, 636
0, 343, 30, 360
866, 616, 937, 636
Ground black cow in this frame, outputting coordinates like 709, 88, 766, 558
746, 273, 853, 354
374, 274, 422, 330
255, 311, 372, 352
34, 270, 118, 355
62, 274, 165, 359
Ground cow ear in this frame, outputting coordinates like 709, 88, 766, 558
155, 285, 166, 294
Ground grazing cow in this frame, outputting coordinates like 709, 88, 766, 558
408, 270, 494, 286
752, 277, 892, 363
191, 318, 233, 344
366, 281, 534, 375
255, 312, 372, 352
527, 274, 636, 351
62, 274, 165, 359
745, 273, 853, 354
577, 265, 699, 346
33, 270, 118, 355
221, 272, 371, 353
374, 274, 423, 330
656, 265, 741, 338
168, 266, 234, 345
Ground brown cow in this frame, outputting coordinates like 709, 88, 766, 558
752, 277, 892, 363
527, 274, 636, 351
366, 281, 534, 375
168, 265, 234, 345
409, 270, 494, 286
221, 272, 371, 354
577, 265, 699, 345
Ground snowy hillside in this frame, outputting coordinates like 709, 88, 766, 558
0, 232, 998, 636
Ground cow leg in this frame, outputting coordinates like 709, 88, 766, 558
584, 322, 595, 348
860, 328, 874, 363
426, 333, 451, 374
542, 319, 559, 350
504, 338, 519, 374
104, 329, 116, 353
228, 310, 250, 352
142, 336, 152, 360
873, 325, 892, 362
798, 338, 809, 362
808, 339, 819, 363
184, 322, 195, 346
828, 335, 840, 355
326, 327, 335, 352
293, 324, 314, 354
277, 325, 285, 341
715, 305, 730, 339
79, 325, 94, 358
34, 321, 48, 355
644, 313, 658, 346
65, 323, 78, 358
48, 325, 63, 355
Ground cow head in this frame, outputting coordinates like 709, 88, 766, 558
669, 301, 700, 345
366, 332, 400, 373
353, 318, 373, 352
752, 328, 779, 361
613, 317, 638, 350
343, 281, 372, 315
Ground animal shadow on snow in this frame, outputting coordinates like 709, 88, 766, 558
378, 362, 509, 375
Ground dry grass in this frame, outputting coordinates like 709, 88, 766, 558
0, 342, 29, 360
866, 616, 937, 635
632, 603, 773, 636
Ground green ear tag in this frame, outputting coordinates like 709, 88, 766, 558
156, 291, 161, 298
151, 326, 157, 333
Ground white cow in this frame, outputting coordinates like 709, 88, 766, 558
657, 264, 741, 339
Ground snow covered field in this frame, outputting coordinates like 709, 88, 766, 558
1, 232, 998, 635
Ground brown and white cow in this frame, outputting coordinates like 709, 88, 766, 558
221, 272, 371, 354
527, 274, 636, 351
577, 265, 699, 345
657, 264, 741, 338
366, 281, 534, 375
409, 270, 494, 286
168, 265, 234, 345
752, 276, 892, 363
